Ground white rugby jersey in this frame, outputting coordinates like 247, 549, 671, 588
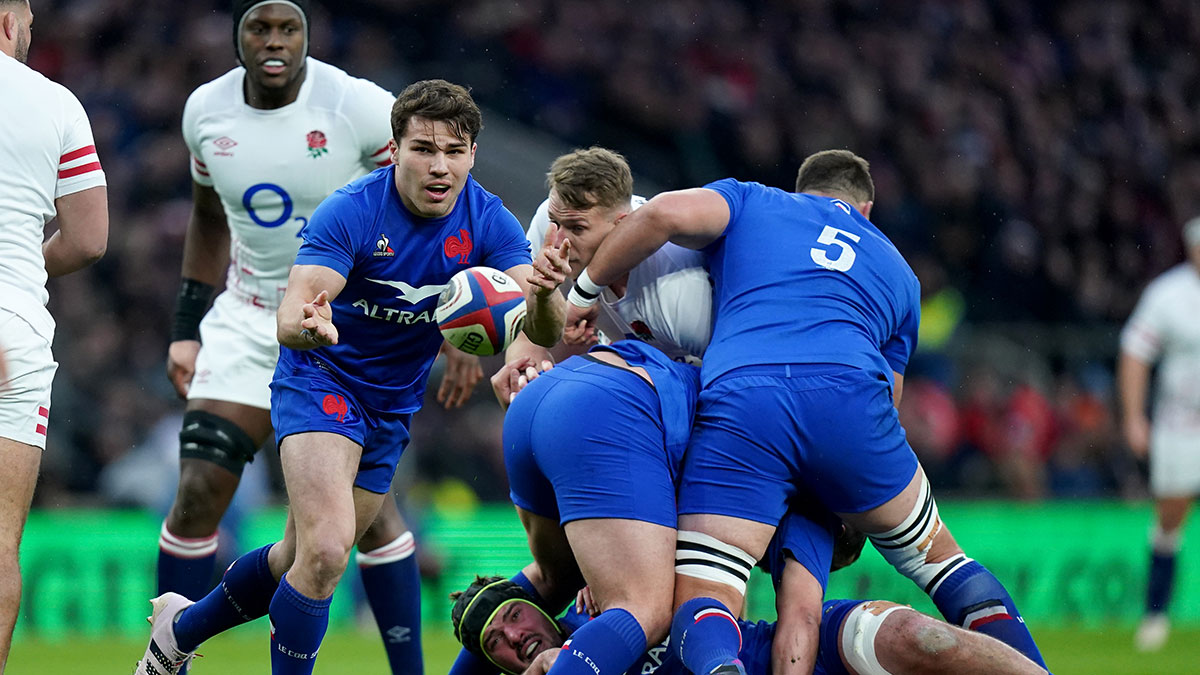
527, 196, 713, 362
184, 57, 394, 308
0, 52, 105, 340
1121, 263, 1200, 432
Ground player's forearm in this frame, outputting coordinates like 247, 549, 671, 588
585, 204, 672, 288
1116, 352, 1151, 423
523, 288, 566, 348
276, 295, 314, 349
42, 229, 106, 277
180, 217, 231, 285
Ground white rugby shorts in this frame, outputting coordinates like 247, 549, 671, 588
188, 292, 279, 410
1150, 427, 1200, 497
0, 310, 57, 449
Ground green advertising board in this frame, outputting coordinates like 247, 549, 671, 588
14, 500, 1186, 639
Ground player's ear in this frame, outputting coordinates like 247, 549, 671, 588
1, 12, 14, 40
387, 138, 399, 162
858, 200, 874, 220
468, 142, 477, 168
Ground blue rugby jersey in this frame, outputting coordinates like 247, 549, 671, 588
276, 166, 531, 412
698, 179, 920, 388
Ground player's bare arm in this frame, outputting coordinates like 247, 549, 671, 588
166, 182, 232, 397
892, 371, 905, 408
277, 264, 347, 349
43, 185, 108, 277
1117, 350, 1153, 458
567, 188, 728, 327
507, 261, 565, 348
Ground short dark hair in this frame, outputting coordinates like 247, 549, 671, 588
795, 149, 874, 204
390, 79, 482, 145
547, 147, 634, 211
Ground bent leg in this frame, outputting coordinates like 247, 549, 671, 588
840, 468, 1046, 668
160, 401, 269, 598
545, 518, 676, 674
0, 438, 39, 671
840, 602, 1044, 675
672, 513, 777, 675
269, 431, 369, 675
357, 495, 423, 674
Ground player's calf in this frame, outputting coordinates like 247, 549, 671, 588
862, 476, 1047, 669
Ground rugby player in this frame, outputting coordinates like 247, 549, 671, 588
135, 79, 566, 675
0, 0, 108, 668
158, 2, 469, 671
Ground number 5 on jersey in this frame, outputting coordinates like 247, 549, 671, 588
810, 225, 861, 272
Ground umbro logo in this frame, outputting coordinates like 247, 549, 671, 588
213, 136, 237, 156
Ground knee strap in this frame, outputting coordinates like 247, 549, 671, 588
675, 531, 757, 596
179, 410, 259, 475
841, 602, 908, 675
867, 475, 971, 595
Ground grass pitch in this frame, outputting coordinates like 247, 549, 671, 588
9, 624, 1200, 673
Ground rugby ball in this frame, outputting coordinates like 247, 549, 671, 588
435, 267, 527, 356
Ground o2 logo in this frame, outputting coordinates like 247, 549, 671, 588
242, 183, 307, 232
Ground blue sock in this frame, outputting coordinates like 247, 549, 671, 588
1147, 551, 1177, 615
931, 559, 1046, 668
174, 544, 278, 652
548, 607, 645, 674
269, 574, 332, 675
157, 522, 219, 599
670, 598, 743, 674
358, 532, 423, 674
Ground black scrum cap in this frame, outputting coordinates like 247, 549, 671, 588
232, 0, 311, 64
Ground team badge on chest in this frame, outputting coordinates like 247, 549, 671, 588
306, 130, 328, 158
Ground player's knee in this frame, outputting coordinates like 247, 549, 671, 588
674, 530, 758, 598
178, 410, 258, 478
891, 610, 960, 658
867, 476, 969, 593
297, 538, 353, 588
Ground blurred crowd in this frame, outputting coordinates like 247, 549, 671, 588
25, 0, 1200, 506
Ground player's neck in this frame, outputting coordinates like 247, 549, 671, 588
244, 65, 307, 110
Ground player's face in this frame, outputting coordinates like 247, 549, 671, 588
390, 116, 476, 219
480, 600, 562, 672
240, 4, 305, 90
548, 189, 628, 277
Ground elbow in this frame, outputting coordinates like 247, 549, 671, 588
82, 240, 107, 266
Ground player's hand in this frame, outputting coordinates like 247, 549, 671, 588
521, 648, 559, 675
166, 339, 202, 399
562, 318, 600, 346
564, 300, 600, 342
574, 585, 600, 617
299, 290, 338, 347
1124, 415, 1151, 459
490, 356, 553, 411
528, 223, 571, 298
437, 341, 483, 409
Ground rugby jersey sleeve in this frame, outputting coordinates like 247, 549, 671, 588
54, 87, 105, 198
181, 90, 213, 187
1121, 276, 1170, 363
880, 283, 921, 375
343, 77, 396, 171
699, 178, 744, 251
481, 203, 533, 272
293, 190, 363, 278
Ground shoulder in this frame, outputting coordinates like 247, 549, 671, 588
185, 68, 243, 117
466, 176, 511, 216
305, 58, 393, 111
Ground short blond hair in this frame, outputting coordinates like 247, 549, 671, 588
547, 147, 633, 211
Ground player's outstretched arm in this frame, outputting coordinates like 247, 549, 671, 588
43, 185, 108, 277
773, 558, 824, 675
277, 264, 347, 349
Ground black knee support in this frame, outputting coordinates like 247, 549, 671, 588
179, 410, 259, 476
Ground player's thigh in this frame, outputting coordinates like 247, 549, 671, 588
562, 518, 675, 617
0, 437, 40, 556
279, 431, 363, 547
516, 505, 582, 598
1149, 429, 1200, 509
358, 494, 409, 550
351, 486, 389, 544
185, 399, 273, 447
